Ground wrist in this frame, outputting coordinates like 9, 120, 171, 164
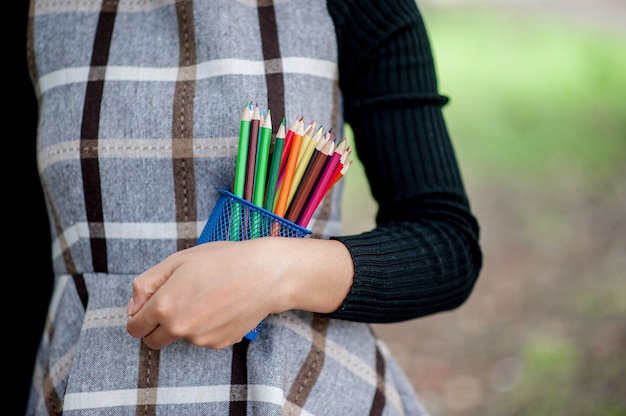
273, 237, 353, 315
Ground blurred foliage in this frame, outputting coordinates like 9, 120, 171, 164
343, 7, 626, 211
344, 6, 626, 415
420, 8, 626, 186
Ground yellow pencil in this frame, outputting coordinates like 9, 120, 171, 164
287, 124, 322, 207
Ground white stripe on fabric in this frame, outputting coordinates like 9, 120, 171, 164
63, 308, 400, 413
37, 57, 337, 94
50, 345, 76, 393
63, 388, 144, 410
47, 275, 71, 328
32, 344, 76, 412
282, 57, 338, 80
51, 221, 206, 260
82, 307, 127, 330
62, 385, 313, 413
376, 339, 415, 414
33, 0, 177, 15
38, 138, 236, 172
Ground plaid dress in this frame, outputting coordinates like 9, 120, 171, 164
26, 0, 429, 414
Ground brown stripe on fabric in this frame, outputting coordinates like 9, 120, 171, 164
224, 4, 288, 412
42, 182, 78, 276
101, 0, 121, 13
43, 369, 62, 415
285, 314, 329, 411
72, 273, 89, 309
172, 0, 198, 251
258, 0, 285, 125
229, 338, 250, 415
368, 346, 386, 416
309, 76, 341, 237
80, 1, 118, 273
136, 342, 160, 415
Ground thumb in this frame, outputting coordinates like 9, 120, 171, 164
126, 260, 176, 316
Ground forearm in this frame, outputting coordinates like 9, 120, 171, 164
330, 205, 482, 323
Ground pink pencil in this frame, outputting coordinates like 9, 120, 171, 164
297, 138, 346, 227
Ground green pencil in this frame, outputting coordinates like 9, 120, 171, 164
253, 109, 272, 207
233, 102, 251, 198
264, 118, 286, 212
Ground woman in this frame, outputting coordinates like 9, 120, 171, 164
26, 0, 482, 414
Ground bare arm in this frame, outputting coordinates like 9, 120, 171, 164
126, 237, 353, 349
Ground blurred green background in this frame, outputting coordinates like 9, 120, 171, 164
343, 3, 626, 415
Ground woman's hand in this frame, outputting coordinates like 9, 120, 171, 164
126, 237, 353, 350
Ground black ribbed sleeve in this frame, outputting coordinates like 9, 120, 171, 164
326, 0, 483, 322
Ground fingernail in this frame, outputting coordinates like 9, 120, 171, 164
126, 297, 134, 316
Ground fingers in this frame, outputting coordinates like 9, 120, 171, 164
127, 255, 179, 316
126, 300, 161, 340
136, 317, 246, 350
125, 241, 274, 350
126, 255, 183, 342
136, 325, 174, 350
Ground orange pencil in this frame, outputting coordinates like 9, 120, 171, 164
283, 131, 330, 219
297, 139, 345, 227
273, 117, 302, 210
274, 120, 305, 217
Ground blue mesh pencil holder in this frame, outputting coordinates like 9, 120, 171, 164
197, 190, 311, 243
196, 189, 311, 340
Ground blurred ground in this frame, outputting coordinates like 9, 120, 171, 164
369, 175, 625, 415
348, 1, 626, 415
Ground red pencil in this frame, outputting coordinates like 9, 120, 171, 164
298, 139, 346, 227
278, 115, 301, 179
286, 138, 334, 223
274, 120, 305, 217
323, 141, 351, 195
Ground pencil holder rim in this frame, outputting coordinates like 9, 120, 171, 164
219, 189, 312, 236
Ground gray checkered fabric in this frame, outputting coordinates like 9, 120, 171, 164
26, 0, 428, 414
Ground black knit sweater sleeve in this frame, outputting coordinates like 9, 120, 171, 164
326, 0, 483, 323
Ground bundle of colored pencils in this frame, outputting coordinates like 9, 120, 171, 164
232, 102, 353, 228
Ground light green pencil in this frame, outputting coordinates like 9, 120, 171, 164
252, 109, 272, 207
233, 102, 251, 198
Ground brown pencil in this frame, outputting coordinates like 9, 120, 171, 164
285, 138, 334, 223
298, 139, 346, 227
